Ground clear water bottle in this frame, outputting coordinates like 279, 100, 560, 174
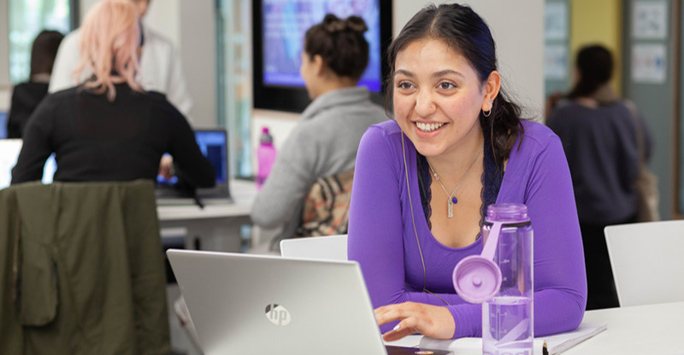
256, 127, 276, 189
453, 203, 534, 355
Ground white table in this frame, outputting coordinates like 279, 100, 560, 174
157, 179, 257, 251
565, 301, 683, 354
385, 301, 684, 354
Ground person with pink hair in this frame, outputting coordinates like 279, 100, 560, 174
11, 0, 215, 189
48, 0, 193, 120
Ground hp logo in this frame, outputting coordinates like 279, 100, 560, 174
265, 304, 291, 326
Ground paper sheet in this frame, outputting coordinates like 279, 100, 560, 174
419, 322, 607, 355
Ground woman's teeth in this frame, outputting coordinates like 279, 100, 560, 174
416, 122, 445, 132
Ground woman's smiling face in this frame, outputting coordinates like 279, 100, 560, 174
393, 38, 495, 159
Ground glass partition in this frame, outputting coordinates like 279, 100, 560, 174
8, 0, 77, 84
216, 0, 252, 178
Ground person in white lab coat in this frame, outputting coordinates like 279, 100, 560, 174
48, 0, 193, 121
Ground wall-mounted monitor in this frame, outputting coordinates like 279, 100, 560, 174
253, 0, 393, 113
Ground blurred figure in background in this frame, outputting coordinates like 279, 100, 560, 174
547, 44, 653, 310
48, 0, 193, 120
250, 14, 387, 249
11, 0, 214, 189
6, 30, 64, 138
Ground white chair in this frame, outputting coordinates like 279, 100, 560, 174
604, 220, 684, 307
280, 234, 348, 261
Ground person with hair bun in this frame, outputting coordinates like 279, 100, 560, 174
11, 0, 215, 188
348, 3, 586, 341
250, 14, 387, 247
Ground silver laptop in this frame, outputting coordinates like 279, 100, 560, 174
167, 249, 452, 355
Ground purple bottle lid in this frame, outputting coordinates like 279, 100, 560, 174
452, 254, 502, 303
260, 126, 274, 145
485, 203, 529, 224
453, 204, 530, 303
453, 221, 503, 303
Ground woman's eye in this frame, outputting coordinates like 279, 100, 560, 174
438, 82, 456, 90
396, 82, 413, 90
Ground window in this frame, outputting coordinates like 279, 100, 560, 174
8, 0, 77, 84
216, 0, 252, 178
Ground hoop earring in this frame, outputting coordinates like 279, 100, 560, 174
483, 109, 492, 117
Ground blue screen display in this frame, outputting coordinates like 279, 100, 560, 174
156, 130, 228, 186
0, 112, 7, 139
195, 131, 228, 184
262, 0, 382, 92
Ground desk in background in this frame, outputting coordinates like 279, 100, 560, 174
157, 179, 256, 252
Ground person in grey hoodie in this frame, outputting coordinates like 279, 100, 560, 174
250, 14, 387, 247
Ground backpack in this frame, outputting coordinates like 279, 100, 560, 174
295, 169, 354, 238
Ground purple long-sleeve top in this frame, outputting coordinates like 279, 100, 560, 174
348, 119, 587, 339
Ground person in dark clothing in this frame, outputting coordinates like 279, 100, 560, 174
11, 0, 215, 188
547, 45, 653, 310
7, 30, 64, 138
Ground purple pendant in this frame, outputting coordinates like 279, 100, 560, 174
452, 197, 458, 204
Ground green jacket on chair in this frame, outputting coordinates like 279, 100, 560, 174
0, 180, 171, 355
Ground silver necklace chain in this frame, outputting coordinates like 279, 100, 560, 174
427, 147, 482, 218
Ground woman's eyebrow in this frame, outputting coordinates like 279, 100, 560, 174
394, 69, 414, 78
432, 69, 464, 79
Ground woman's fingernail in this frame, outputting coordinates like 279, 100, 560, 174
393, 324, 400, 332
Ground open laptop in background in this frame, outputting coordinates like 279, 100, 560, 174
0, 112, 8, 139
0, 139, 57, 190
155, 128, 232, 205
167, 249, 452, 355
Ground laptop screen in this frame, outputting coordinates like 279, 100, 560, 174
0, 139, 56, 189
0, 112, 7, 139
156, 129, 229, 187
195, 130, 228, 184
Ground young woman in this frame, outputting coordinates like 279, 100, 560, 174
250, 14, 386, 245
348, 3, 587, 340
11, 0, 214, 187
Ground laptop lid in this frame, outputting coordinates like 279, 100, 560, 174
0, 139, 56, 189
156, 128, 231, 202
167, 249, 388, 355
280, 235, 348, 261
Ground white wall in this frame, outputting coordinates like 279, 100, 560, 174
1, 0, 11, 111
178, 0, 217, 128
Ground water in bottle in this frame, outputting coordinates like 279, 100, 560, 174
256, 127, 276, 189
